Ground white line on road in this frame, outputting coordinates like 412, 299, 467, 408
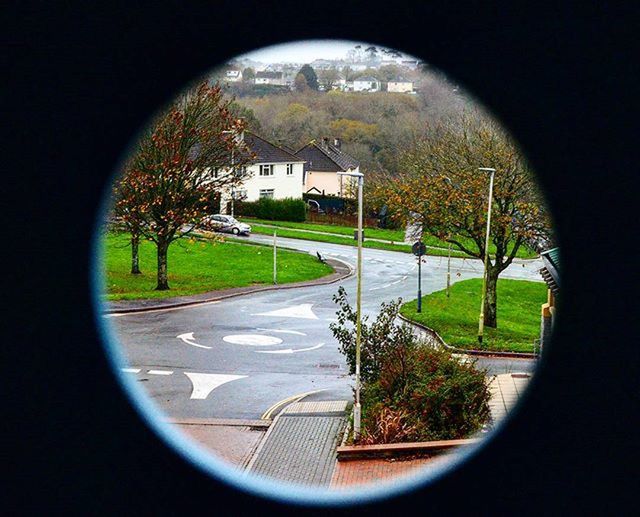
255, 328, 307, 336
369, 275, 408, 291
105, 300, 221, 317
121, 368, 141, 373
183, 372, 247, 400
255, 343, 325, 354
148, 370, 173, 375
223, 334, 283, 346
177, 332, 212, 349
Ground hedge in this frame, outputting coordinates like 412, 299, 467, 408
233, 197, 307, 222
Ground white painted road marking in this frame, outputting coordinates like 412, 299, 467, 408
369, 276, 408, 291
253, 303, 319, 320
183, 373, 247, 400
255, 328, 307, 336
121, 368, 141, 373
148, 370, 173, 375
255, 343, 325, 354
223, 334, 283, 346
177, 332, 212, 349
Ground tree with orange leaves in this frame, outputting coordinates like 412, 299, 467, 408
376, 112, 552, 328
112, 81, 254, 290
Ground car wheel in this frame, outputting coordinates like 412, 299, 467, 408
232, 227, 240, 235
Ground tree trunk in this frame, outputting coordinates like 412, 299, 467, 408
156, 237, 170, 290
130, 232, 141, 275
483, 268, 498, 328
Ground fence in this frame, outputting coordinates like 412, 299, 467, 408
307, 211, 380, 228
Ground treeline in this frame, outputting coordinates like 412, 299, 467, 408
227, 80, 474, 177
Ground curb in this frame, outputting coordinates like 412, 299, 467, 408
104, 257, 354, 315
397, 313, 539, 359
336, 438, 480, 461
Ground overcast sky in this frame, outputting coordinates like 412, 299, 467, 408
240, 39, 410, 63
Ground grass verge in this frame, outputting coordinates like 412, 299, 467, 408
399, 278, 546, 353
101, 232, 334, 301
240, 217, 537, 259
248, 224, 468, 257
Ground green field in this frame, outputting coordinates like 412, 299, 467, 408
101, 232, 334, 301
239, 217, 537, 259
400, 278, 546, 353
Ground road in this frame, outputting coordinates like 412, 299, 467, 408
105, 234, 543, 421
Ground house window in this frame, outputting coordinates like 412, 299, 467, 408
259, 164, 274, 176
259, 189, 275, 199
286, 164, 294, 176
213, 167, 220, 178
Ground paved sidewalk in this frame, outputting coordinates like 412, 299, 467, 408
246, 401, 349, 487
488, 372, 531, 423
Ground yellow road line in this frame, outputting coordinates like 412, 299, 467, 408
261, 389, 327, 420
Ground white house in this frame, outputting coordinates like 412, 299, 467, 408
254, 71, 286, 86
218, 132, 306, 213
387, 77, 413, 93
295, 137, 361, 197
224, 70, 242, 82
353, 76, 381, 92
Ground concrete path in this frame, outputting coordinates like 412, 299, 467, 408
246, 401, 349, 487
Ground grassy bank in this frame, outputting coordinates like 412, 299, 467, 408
101, 232, 334, 301
400, 278, 546, 353
239, 217, 537, 259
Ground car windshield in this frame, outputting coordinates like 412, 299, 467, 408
226, 217, 239, 224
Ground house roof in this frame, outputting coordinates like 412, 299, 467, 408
390, 76, 411, 83
355, 76, 379, 82
539, 247, 560, 295
244, 132, 305, 164
295, 140, 360, 172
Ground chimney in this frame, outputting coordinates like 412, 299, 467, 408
333, 138, 341, 149
322, 137, 329, 149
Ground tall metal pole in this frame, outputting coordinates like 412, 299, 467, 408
230, 149, 235, 218
478, 168, 495, 345
417, 252, 422, 313
354, 175, 363, 439
447, 242, 451, 298
273, 230, 277, 285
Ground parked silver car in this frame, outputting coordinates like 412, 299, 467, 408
200, 214, 251, 236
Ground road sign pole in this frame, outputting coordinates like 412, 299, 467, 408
273, 230, 277, 285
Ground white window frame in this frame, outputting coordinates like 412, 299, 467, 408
259, 164, 274, 176
259, 189, 275, 199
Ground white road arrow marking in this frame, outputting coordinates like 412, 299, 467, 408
183, 372, 247, 400
252, 303, 319, 320
177, 332, 211, 349
148, 370, 173, 375
121, 368, 141, 374
255, 343, 325, 354
255, 328, 307, 336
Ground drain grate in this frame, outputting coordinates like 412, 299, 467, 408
317, 364, 340, 369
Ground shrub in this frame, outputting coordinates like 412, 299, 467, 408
234, 197, 306, 222
330, 285, 491, 443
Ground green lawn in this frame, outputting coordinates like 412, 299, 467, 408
101, 232, 334, 301
239, 217, 537, 259
400, 278, 546, 353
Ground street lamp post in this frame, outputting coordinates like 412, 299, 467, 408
477, 167, 496, 345
337, 170, 364, 439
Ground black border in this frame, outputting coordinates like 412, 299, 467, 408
5, 1, 639, 514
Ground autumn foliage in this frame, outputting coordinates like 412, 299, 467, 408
374, 112, 552, 328
112, 81, 254, 290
